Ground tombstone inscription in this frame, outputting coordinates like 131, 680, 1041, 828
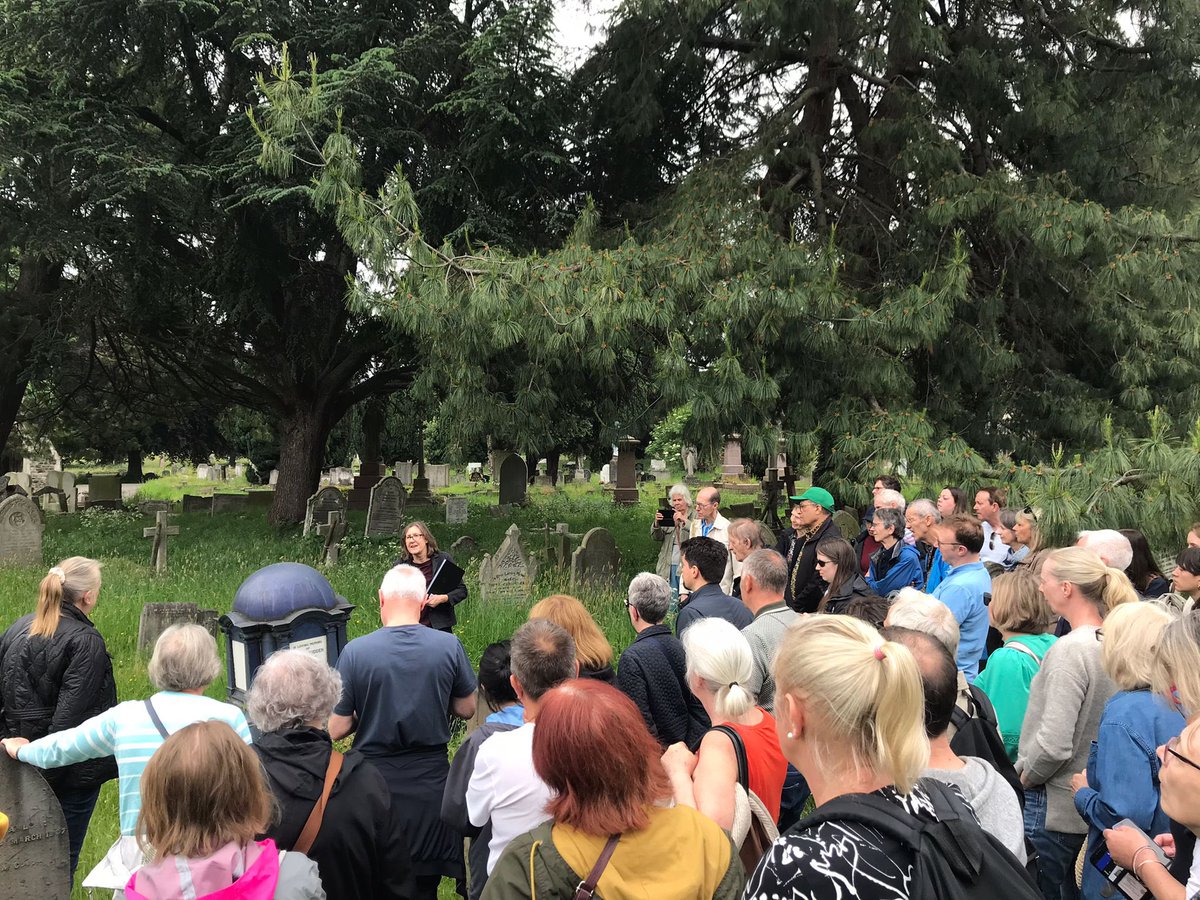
137, 601, 218, 652
479, 524, 534, 602
569, 527, 622, 591
445, 496, 469, 525
365, 476, 406, 538
304, 487, 347, 536
0, 495, 43, 567
0, 754, 70, 896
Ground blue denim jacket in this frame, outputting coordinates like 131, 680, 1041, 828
1075, 690, 1184, 898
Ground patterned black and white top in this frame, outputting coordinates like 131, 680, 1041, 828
743, 785, 944, 900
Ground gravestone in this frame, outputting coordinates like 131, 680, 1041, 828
47, 470, 76, 512
479, 524, 534, 602
727, 501, 757, 519
268, 469, 279, 486
234, 464, 245, 479
394, 460, 414, 483
613, 437, 640, 505
304, 487, 348, 536
88, 473, 122, 508
450, 535, 478, 558
317, 511, 348, 566
0, 753, 70, 896
143, 511, 180, 575
365, 476, 406, 538
599, 463, 611, 484
6, 472, 32, 495
247, 490, 274, 508
138, 500, 171, 516
569, 527, 622, 591
182, 494, 212, 514
426, 464, 451, 489
533, 474, 554, 488
137, 601, 218, 652
211, 493, 249, 515
832, 508, 859, 540
497, 453, 527, 506
0, 495, 43, 567
721, 434, 746, 479
196, 464, 210, 480
121, 483, 139, 502
445, 496, 469, 525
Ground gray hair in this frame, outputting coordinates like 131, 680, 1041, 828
742, 549, 788, 596
872, 506, 906, 539
667, 484, 692, 506
246, 649, 343, 733
682, 618, 755, 719
380, 564, 426, 602
875, 489, 907, 511
627, 573, 671, 624
908, 499, 939, 522
1077, 529, 1134, 571
511, 619, 576, 700
148, 624, 222, 692
885, 588, 961, 657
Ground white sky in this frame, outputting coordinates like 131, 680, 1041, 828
554, 0, 617, 65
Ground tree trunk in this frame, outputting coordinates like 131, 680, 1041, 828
546, 450, 561, 485
270, 408, 334, 526
0, 373, 29, 463
125, 449, 144, 482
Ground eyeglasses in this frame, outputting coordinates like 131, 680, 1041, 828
1022, 505, 1039, 522
815, 559, 833, 568
1164, 735, 1200, 773
937, 540, 965, 549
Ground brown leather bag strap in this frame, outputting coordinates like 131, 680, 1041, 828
573, 834, 620, 900
292, 749, 343, 856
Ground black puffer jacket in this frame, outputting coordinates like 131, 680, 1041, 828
0, 602, 118, 790
822, 574, 881, 615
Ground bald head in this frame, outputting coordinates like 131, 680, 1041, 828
697, 486, 720, 524
881, 626, 957, 738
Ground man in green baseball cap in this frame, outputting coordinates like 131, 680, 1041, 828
778, 486, 842, 613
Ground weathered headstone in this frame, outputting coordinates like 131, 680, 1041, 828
445, 496, 469, 525
317, 511, 348, 566
533, 474, 554, 488
138, 500, 171, 516
211, 493, 249, 515
137, 601, 217, 652
721, 434, 746, 479
832, 508, 859, 540
0, 753, 70, 896
304, 486, 348, 536
5, 472, 32, 495
575, 467, 590, 482
599, 463, 611, 484
450, 535, 478, 558
498, 453, 528, 506
365, 476, 406, 538
196, 464, 210, 480
87, 473, 122, 508
613, 436, 640, 505
0, 495, 43, 567
47, 470, 76, 513
394, 460, 414, 483
182, 494, 213, 514
268, 469, 279, 486
479, 524, 534, 602
426, 464, 451, 489
247, 489, 275, 508
143, 511, 181, 576
569, 527, 622, 591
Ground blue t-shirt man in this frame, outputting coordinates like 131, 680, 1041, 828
934, 560, 991, 681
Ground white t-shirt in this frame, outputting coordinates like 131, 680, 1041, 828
1187, 853, 1200, 900
466, 722, 554, 874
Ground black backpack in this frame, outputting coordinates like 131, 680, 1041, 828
949, 685, 1024, 809
797, 778, 1041, 900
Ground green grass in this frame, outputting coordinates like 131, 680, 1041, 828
0, 480, 682, 898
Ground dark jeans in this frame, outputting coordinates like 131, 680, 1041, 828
55, 783, 101, 878
1023, 786, 1083, 900
777, 764, 810, 833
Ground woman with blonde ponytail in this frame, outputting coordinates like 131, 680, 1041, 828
744, 615, 1041, 900
0, 556, 115, 877
661, 617, 787, 831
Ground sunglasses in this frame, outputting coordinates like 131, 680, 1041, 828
815, 559, 833, 568
1022, 505, 1038, 522
1164, 735, 1200, 773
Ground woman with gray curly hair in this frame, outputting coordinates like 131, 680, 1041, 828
248, 649, 415, 900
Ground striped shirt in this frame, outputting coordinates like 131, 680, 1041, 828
17, 691, 251, 834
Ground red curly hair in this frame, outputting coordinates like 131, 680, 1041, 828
532, 680, 671, 835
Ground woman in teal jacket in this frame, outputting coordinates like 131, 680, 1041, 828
975, 569, 1057, 762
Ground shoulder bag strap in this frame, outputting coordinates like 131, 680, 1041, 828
292, 749, 344, 856
143, 699, 170, 740
711, 724, 749, 790
574, 834, 621, 900
1006, 641, 1044, 664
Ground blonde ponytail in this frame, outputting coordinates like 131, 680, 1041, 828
1099, 567, 1138, 616
30, 557, 101, 638
773, 616, 929, 793
1047, 547, 1137, 617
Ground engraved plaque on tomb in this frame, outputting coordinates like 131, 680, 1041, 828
479, 524, 533, 603
0, 753, 70, 895
0, 495, 43, 567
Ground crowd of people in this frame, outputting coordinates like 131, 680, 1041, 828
2, 482, 1200, 900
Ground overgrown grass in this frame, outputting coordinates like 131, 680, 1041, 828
0, 481, 679, 898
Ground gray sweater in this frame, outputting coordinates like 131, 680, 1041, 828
1017, 625, 1117, 833
741, 602, 799, 714
925, 757, 1026, 863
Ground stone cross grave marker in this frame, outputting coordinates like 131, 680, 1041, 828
0, 494, 43, 567
445, 496, 469, 525
570, 527, 622, 591
0, 753, 70, 895
137, 601, 218, 652
497, 453, 527, 506
365, 476, 406, 538
479, 524, 534, 602
304, 486, 348, 536
143, 510, 180, 575
317, 511, 348, 566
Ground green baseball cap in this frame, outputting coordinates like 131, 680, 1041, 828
789, 487, 835, 511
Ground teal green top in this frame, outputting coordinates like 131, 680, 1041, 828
975, 633, 1058, 763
